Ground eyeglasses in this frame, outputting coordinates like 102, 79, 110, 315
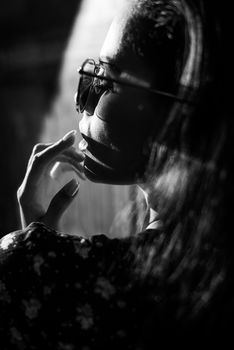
75, 58, 194, 114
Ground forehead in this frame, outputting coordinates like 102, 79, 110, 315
100, 4, 152, 81
100, 6, 131, 62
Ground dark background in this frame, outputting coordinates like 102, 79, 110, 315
0, 0, 82, 236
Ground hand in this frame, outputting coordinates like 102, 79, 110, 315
17, 130, 85, 230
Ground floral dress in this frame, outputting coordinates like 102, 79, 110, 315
0, 222, 232, 349
0, 222, 162, 350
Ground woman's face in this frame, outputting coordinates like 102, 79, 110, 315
78, 5, 168, 184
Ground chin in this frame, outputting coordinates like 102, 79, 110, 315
83, 155, 138, 185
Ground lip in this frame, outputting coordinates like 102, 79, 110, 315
78, 138, 88, 152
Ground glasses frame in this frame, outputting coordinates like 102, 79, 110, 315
76, 58, 194, 113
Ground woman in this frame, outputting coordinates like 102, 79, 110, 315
0, 0, 232, 348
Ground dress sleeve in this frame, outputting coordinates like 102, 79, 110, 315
0, 222, 137, 350
0, 223, 99, 348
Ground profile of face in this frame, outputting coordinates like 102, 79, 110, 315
78, 2, 175, 184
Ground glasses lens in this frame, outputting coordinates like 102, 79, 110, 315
77, 60, 96, 113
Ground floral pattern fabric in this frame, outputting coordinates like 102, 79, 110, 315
0, 222, 159, 350
1, 222, 232, 349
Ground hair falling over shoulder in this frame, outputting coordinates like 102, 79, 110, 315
131, 0, 234, 321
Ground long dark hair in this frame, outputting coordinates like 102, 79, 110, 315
128, 0, 233, 324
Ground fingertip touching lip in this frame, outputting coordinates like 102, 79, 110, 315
78, 138, 88, 152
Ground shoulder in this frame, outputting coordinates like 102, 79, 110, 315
0, 224, 148, 349
0, 223, 83, 268
0, 222, 114, 259
0, 221, 90, 249
0, 222, 139, 279
0, 222, 147, 261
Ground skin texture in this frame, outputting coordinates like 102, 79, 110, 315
18, 1, 181, 228
9, 3, 234, 347
17, 131, 85, 229
78, 2, 171, 184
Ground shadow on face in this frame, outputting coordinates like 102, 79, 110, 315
78, 1, 185, 185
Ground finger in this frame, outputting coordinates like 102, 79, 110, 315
28, 143, 53, 167
32, 143, 54, 155
28, 137, 82, 170
50, 155, 86, 180
31, 141, 83, 165
63, 147, 85, 163
43, 179, 80, 228
50, 161, 86, 181
29, 145, 84, 180
29, 130, 78, 175
39, 130, 78, 165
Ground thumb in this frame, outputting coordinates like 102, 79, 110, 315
43, 179, 80, 229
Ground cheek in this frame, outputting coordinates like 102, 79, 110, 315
95, 90, 154, 145
83, 114, 151, 183
95, 89, 149, 122
87, 114, 133, 153
95, 91, 129, 122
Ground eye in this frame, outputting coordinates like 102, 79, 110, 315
92, 63, 115, 94
93, 77, 113, 94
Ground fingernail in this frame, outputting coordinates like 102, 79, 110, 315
62, 130, 77, 142
64, 179, 80, 197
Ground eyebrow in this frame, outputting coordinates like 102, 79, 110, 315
99, 57, 122, 74
99, 57, 151, 88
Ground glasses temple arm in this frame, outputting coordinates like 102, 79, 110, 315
78, 67, 195, 105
